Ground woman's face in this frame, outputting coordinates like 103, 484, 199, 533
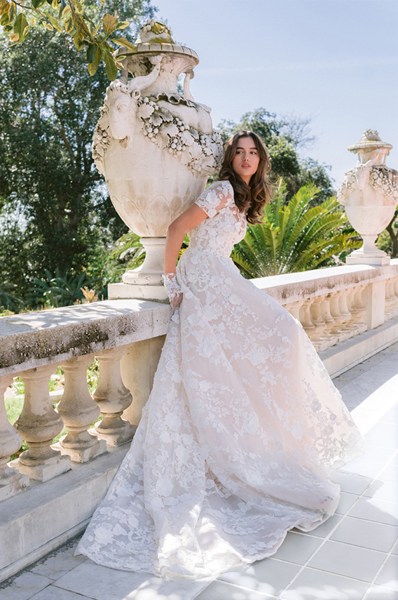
231, 136, 260, 184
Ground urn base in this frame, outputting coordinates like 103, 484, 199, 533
346, 251, 390, 266
108, 282, 168, 301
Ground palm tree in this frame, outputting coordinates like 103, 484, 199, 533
231, 183, 360, 278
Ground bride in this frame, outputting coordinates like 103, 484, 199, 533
76, 131, 362, 579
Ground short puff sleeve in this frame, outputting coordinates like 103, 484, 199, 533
195, 181, 234, 218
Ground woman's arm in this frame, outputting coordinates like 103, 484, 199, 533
163, 204, 208, 273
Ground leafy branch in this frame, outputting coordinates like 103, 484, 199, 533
0, 0, 138, 78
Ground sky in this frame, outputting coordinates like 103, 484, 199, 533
152, 0, 398, 187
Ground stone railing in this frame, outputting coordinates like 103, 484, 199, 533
0, 260, 398, 581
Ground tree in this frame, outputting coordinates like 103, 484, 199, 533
0, 0, 155, 78
0, 7, 153, 310
231, 182, 361, 278
218, 108, 334, 200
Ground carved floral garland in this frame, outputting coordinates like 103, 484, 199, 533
338, 165, 398, 205
137, 94, 223, 175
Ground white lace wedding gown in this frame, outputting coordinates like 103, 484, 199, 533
77, 180, 362, 579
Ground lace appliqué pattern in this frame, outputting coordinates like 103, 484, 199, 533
77, 180, 362, 580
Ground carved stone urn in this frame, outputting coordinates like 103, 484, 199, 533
93, 21, 223, 300
338, 130, 398, 266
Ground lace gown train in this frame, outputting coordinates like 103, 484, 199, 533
76, 180, 362, 579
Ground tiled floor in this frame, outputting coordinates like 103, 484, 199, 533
1, 342, 398, 600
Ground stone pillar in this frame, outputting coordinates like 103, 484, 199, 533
57, 356, 107, 463
121, 336, 165, 427
15, 366, 70, 482
94, 348, 135, 446
363, 280, 386, 329
0, 376, 29, 500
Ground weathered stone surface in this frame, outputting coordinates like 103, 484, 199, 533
0, 300, 170, 376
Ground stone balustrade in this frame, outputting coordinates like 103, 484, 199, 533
0, 260, 398, 581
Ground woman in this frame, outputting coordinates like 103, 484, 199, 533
76, 131, 362, 580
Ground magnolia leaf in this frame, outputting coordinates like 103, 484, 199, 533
86, 43, 97, 63
32, 0, 46, 8
73, 30, 83, 50
14, 13, 29, 41
61, 4, 71, 18
47, 13, 62, 32
112, 37, 136, 51
117, 20, 129, 30
0, 0, 8, 16
9, 31, 19, 42
51, 0, 58, 9
44, 22, 54, 30
87, 47, 101, 75
63, 17, 74, 33
103, 49, 118, 80
102, 13, 118, 35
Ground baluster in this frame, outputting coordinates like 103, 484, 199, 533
285, 300, 303, 321
309, 297, 330, 350
299, 300, 315, 335
57, 357, 107, 463
94, 348, 135, 447
15, 366, 70, 482
0, 376, 29, 500
121, 337, 165, 427
347, 286, 367, 335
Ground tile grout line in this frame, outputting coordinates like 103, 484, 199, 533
279, 441, 398, 597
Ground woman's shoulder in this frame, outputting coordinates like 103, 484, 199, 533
207, 179, 234, 193
195, 179, 234, 217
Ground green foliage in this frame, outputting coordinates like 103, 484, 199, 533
0, 28, 138, 310
0, 0, 155, 78
376, 210, 398, 259
231, 183, 361, 278
28, 268, 102, 308
217, 108, 334, 201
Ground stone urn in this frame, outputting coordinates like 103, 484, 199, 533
338, 130, 398, 265
93, 21, 222, 300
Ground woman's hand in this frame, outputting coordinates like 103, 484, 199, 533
162, 273, 183, 308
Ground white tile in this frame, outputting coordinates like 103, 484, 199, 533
195, 580, 274, 599
0, 572, 52, 600
332, 470, 373, 495
392, 540, 398, 556
364, 480, 398, 504
348, 498, 398, 527
364, 585, 398, 599
30, 542, 87, 581
336, 491, 359, 515
280, 567, 369, 600
31, 586, 92, 600
379, 463, 398, 484
331, 516, 398, 552
299, 514, 343, 538
55, 561, 208, 600
272, 533, 322, 565
375, 555, 398, 592
219, 558, 300, 596
308, 540, 386, 582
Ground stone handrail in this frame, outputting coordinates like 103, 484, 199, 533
0, 260, 398, 581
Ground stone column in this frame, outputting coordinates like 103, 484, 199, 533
94, 348, 135, 446
121, 336, 165, 427
15, 366, 70, 482
0, 376, 29, 500
363, 280, 386, 329
57, 356, 107, 463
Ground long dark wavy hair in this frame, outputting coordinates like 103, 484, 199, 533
219, 131, 271, 224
